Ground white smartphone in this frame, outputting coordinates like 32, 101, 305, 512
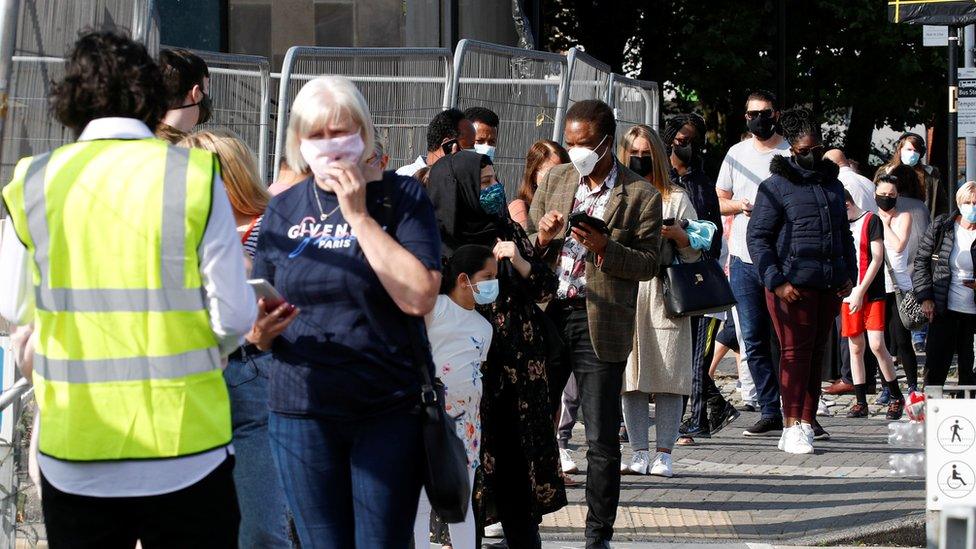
247, 278, 287, 310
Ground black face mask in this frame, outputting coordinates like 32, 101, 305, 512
174, 92, 212, 126
875, 195, 897, 212
795, 146, 825, 171
673, 143, 695, 166
629, 155, 654, 177
747, 115, 777, 140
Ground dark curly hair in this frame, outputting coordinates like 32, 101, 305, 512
662, 113, 706, 147
426, 108, 465, 152
464, 106, 500, 128
50, 31, 167, 136
778, 107, 821, 146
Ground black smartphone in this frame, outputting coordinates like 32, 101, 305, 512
662, 218, 675, 226
441, 139, 458, 156
568, 211, 609, 235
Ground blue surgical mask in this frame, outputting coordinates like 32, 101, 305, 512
474, 143, 496, 161
901, 149, 921, 167
470, 278, 499, 305
479, 182, 506, 215
962, 204, 976, 223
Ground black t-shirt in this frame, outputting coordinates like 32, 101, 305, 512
252, 173, 442, 419
849, 212, 887, 302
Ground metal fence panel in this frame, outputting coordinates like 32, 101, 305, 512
14, 0, 156, 57
450, 39, 566, 195
557, 47, 612, 141
609, 73, 660, 142
273, 46, 453, 182
178, 48, 272, 182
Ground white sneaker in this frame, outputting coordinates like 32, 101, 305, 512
800, 422, 815, 446
483, 522, 505, 538
559, 448, 579, 474
778, 426, 789, 451
622, 450, 651, 474
782, 422, 814, 454
817, 397, 833, 417
650, 452, 673, 478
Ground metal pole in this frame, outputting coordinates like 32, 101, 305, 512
950, 27, 960, 200
966, 25, 975, 183
0, 0, 21, 219
777, 0, 786, 105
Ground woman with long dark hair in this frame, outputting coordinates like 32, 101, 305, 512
508, 140, 570, 228
875, 132, 946, 219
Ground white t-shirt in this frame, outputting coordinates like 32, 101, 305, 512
948, 223, 976, 314
425, 295, 493, 393
716, 138, 792, 263
838, 166, 876, 214
395, 155, 427, 177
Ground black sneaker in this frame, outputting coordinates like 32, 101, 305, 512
847, 403, 869, 418
812, 419, 830, 441
678, 417, 700, 437
739, 403, 758, 413
742, 416, 783, 436
708, 401, 741, 436
886, 399, 905, 420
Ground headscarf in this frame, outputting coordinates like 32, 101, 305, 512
426, 150, 500, 257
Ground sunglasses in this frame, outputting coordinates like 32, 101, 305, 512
746, 109, 774, 119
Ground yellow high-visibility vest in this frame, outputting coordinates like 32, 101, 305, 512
1, 138, 232, 461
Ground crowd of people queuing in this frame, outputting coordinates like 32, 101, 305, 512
0, 30, 973, 549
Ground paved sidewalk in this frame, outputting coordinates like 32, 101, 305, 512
536, 365, 925, 545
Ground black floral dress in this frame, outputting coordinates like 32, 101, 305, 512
474, 216, 567, 526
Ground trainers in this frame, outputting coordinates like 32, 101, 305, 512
812, 419, 830, 441
817, 397, 833, 417
708, 401, 741, 436
800, 422, 815, 446
739, 402, 758, 413
559, 448, 579, 474
886, 399, 905, 420
783, 422, 814, 454
743, 416, 783, 436
874, 387, 891, 405
484, 522, 505, 538
678, 417, 702, 437
650, 452, 673, 478
847, 403, 869, 418
622, 450, 651, 475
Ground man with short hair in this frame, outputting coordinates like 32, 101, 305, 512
464, 106, 499, 161
825, 149, 875, 214
529, 99, 662, 549
396, 108, 475, 177
716, 89, 791, 437
156, 48, 211, 142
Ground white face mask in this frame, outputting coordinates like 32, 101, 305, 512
299, 133, 366, 181
568, 135, 610, 177
474, 143, 496, 161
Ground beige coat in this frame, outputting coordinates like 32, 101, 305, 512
624, 188, 701, 395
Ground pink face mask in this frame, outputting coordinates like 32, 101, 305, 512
299, 133, 365, 180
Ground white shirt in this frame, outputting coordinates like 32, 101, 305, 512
838, 166, 876, 214
948, 223, 976, 314
395, 155, 427, 177
425, 295, 492, 393
716, 137, 792, 263
0, 117, 257, 496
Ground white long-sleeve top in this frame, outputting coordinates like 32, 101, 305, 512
0, 118, 257, 497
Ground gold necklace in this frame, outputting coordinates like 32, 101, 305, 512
313, 183, 341, 221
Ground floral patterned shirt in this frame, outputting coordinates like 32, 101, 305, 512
556, 164, 618, 299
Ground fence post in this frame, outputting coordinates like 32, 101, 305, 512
272, 47, 300, 184
0, 0, 21, 217
0, 338, 21, 548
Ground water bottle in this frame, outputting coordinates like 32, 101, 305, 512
888, 452, 925, 477
888, 422, 925, 447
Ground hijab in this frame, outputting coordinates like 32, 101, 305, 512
426, 150, 500, 257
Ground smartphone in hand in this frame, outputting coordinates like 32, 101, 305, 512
567, 211, 609, 235
247, 279, 294, 313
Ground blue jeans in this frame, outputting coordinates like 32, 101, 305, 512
224, 351, 292, 548
269, 409, 424, 549
729, 257, 782, 419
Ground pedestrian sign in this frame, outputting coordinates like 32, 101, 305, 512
927, 399, 976, 510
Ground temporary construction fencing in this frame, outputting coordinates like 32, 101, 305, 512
610, 73, 660, 141
273, 46, 453, 182
189, 49, 272, 182
450, 39, 566, 192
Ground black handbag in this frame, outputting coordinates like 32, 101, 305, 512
381, 174, 470, 524
661, 249, 736, 318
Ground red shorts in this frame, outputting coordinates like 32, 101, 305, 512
841, 299, 886, 337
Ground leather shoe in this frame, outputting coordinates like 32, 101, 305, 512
824, 380, 854, 395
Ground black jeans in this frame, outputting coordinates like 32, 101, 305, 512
885, 293, 919, 389
549, 305, 625, 545
925, 310, 976, 387
685, 316, 723, 430
41, 456, 239, 549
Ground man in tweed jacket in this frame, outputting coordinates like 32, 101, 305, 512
528, 100, 662, 549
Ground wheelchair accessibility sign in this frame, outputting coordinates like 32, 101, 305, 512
928, 400, 976, 510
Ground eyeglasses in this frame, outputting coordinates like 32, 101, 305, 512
746, 109, 774, 119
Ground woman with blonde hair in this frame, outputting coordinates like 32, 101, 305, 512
618, 125, 708, 477
178, 129, 292, 547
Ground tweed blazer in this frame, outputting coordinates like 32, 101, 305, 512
528, 161, 663, 363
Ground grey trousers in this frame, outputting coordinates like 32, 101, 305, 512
621, 392, 683, 452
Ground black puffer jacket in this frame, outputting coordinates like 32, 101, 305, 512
912, 213, 976, 314
747, 156, 857, 290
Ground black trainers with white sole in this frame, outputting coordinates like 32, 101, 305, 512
742, 416, 784, 436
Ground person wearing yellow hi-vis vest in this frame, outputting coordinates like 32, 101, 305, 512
0, 32, 256, 548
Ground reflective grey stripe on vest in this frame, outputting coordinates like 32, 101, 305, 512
23, 145, 201, 313
35, 347, 220, 383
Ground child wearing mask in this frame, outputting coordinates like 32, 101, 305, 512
843, 190, 905, 420
414, 245, 496, 549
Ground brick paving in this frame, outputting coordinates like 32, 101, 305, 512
536, 360, 926, 545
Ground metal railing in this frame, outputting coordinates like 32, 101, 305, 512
273, 46, 453, 182
609, 73, 659, 139
558, 47, 612, 140
450, 39, 567, 194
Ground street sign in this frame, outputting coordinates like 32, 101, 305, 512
927, 399, 976, 510
889, 1, 976, 25
959, 68, 976, 137
924, 25, 949, 46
